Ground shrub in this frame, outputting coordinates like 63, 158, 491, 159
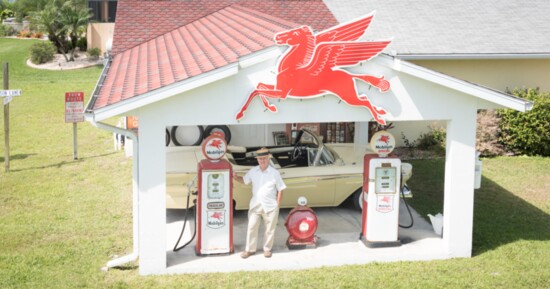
33, 31, 43, 39
416, 125, 446, 153
0, 24, 16, 37
77, 36, 87, 51
87, 47, 100, 60
497, 88, 550, 156
29, 41, 57, 64
476, 109, 506, 156
18, 29, 32, 38
0, 9, 14, 21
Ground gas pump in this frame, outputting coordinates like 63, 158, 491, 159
195, 132, 234, 255
361, 131, 402, 247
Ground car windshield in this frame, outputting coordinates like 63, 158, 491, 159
299, 130, 319, 148
307, 144, 337, 166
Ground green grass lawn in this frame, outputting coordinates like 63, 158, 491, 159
1, 38, 549, 288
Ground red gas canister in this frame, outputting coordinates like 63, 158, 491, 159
285, 197, 318, 249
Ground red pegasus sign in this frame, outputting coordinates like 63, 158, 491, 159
236, 12, 392, 124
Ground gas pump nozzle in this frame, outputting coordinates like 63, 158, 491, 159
186, 177, 198, 196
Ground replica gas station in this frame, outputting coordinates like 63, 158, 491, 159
84, 4, 532, 275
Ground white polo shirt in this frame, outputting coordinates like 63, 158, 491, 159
243, 165, 287, 212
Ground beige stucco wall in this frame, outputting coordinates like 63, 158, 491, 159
411, 59, 550, 92
86, 23, 115, 55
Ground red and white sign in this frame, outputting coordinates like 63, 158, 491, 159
236, 12, 391, 124
65, 92, 84, 123
201, 132, 227, 160
370, 130, 396, 156
376, 195, 395, 213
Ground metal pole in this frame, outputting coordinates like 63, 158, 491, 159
3, 62, 9, 172
73, 122, 78, 160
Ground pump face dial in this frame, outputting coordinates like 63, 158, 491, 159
375, 166, 397, 194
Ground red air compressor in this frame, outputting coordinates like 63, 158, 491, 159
285, 197, 318, 249
195, 133, 234, 256
361, 131, 402, 247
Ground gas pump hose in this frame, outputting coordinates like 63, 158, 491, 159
398, 184, 414, 229
173, 189, 197, 252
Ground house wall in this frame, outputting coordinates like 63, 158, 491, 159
86, 23, 115, 55
412, 59, 550, 92
369, 58, 550, 146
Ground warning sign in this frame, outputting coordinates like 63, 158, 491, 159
65, 92, 84, 123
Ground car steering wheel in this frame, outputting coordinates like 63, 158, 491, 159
291, 144, 303, 162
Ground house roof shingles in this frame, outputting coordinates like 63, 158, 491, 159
323, 0, 550, 56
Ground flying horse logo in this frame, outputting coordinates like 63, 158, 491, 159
235, 12, 392, 124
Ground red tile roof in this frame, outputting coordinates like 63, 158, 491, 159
111, 0, 338, 55
91, 5, 305, 110
90, 0, 338, 111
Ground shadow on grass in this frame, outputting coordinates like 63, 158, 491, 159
472, 176, 550, 255
8, 152, 118, 172
405, 158, 550, 257
0, 153, 36, 162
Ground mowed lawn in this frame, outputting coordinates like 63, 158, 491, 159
1, 38, 549, 289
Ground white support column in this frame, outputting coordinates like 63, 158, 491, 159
354, 121, 370, 147
443, 107, 477, 258
137, 120, 167, 275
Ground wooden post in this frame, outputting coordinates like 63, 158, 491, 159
3, 62, 9, 172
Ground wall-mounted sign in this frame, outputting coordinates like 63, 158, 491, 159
65, 92, 84, 123
370, 130, 396, 156
201, 132, 227, 160
126, 116, 139, 130
236, 12, 392, 125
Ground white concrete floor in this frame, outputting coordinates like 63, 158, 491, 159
165, 200, 446, 274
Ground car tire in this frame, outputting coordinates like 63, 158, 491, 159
353, 188, 364, 211
204, 125, 231, 144
171, 125, 204, 146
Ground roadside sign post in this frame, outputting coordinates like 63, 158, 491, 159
3, 62, 9, 172
1, 63, 22, 173
65, 92, 84, 160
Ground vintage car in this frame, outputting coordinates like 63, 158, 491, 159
166, 129, 412, 211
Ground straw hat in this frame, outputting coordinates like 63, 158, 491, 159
255, 147, 271, 158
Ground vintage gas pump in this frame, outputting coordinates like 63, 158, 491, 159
195, 132, 234, 255
361, 131, 402, 247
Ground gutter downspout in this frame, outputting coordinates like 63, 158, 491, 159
92, 121, 140, 270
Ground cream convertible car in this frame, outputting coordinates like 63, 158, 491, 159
166, 129, 412, 211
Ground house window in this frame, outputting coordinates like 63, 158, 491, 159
88, 0, 117, 23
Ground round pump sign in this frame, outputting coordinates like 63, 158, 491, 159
370, 130, 396, 157
202, 132, 227, 160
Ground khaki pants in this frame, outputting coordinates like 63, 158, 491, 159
245, 204, 280, 252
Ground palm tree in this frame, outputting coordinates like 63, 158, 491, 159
59, 0, 91, 61
33, 0, 90, 62
32, 0, 70, 60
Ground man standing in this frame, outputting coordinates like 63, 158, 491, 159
233, 147, 286, 258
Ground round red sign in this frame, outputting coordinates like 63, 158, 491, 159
202, 132, 227, 160
370, 130, 395, 157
